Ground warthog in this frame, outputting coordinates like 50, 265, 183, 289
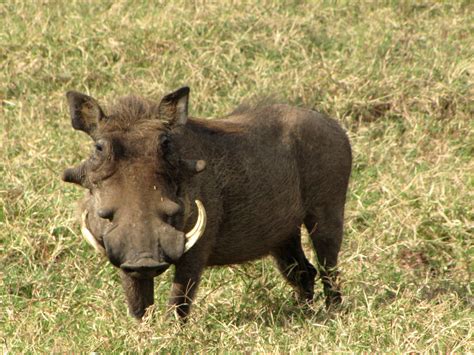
63, 87, 352, 320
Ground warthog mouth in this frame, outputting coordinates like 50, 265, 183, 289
79, 200, 207, 264
120, 258, 171, 278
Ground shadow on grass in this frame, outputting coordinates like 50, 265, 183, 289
198, 287, 348, 328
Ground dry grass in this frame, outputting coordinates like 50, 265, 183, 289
1, 1, 473, 352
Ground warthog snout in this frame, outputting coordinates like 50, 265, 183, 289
120, 257, 170, 278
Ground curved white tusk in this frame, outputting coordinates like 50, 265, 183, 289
81, 210, 106, 255
184, 200, 207, 252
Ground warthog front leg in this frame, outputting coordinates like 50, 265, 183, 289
168, 260, 205, 321
120, 271, 154, 319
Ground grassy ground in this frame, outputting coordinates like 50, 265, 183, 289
1, 1, 473, 352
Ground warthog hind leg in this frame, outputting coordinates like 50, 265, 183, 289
271, 232, 317, 302
305, 206, 344, 308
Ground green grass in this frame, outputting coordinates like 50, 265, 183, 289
1, 1, 473, 352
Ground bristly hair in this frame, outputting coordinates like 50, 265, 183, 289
102, 96, 162, 131
227, 95, 283, 116
184, 97, 284, 136
98, 94, 285, 135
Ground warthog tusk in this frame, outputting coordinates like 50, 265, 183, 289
80, 201, 205, 255
184, 200, 207, 252
81, 210, 106, 255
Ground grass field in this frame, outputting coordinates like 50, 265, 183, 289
1, 1, 473, 352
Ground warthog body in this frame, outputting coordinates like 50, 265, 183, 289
63, 87, 351, 320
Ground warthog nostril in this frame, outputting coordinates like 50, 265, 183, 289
120, 258, 170, 275
97, 208, 115, 221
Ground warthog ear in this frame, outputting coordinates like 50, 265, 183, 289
66, 91, 106, 136
158, 86, 190, 126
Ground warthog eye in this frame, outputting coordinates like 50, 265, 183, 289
93, 139, 110, 158
89, 139, 113, 173
160, 135, 170, 153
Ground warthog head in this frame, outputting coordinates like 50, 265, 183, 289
63, 87, 206, 279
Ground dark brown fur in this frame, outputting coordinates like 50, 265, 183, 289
63, 87, 352, 320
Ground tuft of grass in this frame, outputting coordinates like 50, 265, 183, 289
1, 1, 473, 352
